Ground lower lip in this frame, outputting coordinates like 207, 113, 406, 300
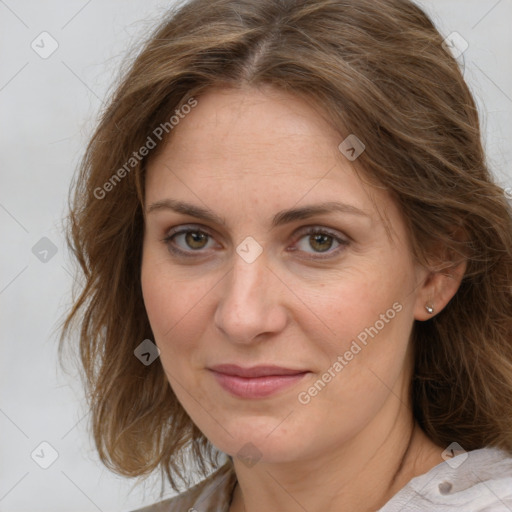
210, 371, 309, 399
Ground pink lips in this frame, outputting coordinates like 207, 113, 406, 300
208, 364, 309, 399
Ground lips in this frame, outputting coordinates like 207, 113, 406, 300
208, 364, 310, 399
209, 364, 308, 378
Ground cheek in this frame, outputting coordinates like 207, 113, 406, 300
141, 253, 210, 358
301, 260, 415, 404
310, 263, 410, 345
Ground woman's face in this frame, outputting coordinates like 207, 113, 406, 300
141, 86, 429, 464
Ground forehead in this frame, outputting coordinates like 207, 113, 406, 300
152, 86, 343, 177
144, 86, 399, 238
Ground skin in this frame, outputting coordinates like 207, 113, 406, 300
140, 85, 466, 512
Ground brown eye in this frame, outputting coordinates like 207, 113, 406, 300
291, 227, 349, 260
163, 227, 217, 256
308, 233, 333, 252
184, 231, 209, 249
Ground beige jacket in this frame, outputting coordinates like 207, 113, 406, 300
130, 460, 237, 512
130, 447, 512, 511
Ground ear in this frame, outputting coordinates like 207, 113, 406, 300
413, 253, 467, 322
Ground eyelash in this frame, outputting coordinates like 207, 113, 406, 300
161, 225, 349, 260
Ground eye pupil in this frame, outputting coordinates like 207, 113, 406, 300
185, 231, 208, 249
309, 233, 333, 252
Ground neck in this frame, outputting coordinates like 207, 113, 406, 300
229, 406, 443, 512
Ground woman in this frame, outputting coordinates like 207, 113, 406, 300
60, 0, 512, 510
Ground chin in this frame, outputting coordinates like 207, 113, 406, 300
205, 415, 318, 465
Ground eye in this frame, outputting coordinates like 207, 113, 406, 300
163, 226, 218, 256
290, 227, 349, 259
162, 225, 349, 260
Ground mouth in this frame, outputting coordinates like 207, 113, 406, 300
208, 364, 310, 399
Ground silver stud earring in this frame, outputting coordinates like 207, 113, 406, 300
425, 302, 434, 314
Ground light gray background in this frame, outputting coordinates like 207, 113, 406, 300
1, 1, 511, 510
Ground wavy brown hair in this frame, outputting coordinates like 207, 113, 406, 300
60, 0, 512, 492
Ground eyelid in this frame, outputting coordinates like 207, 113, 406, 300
291, 224, 349, 242
164, 223, 216, 239
162, 224, 347, 242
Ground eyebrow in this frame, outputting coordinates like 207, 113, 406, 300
146, 199, 370, 228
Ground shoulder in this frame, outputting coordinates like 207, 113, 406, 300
128, 460, 237, 512
380, 446, 512, 512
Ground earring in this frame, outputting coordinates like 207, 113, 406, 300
425, 302, 434, 314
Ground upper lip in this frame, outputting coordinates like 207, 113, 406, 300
209, 364, 309, 378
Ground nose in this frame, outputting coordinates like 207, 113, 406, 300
214, 252, 288, 345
